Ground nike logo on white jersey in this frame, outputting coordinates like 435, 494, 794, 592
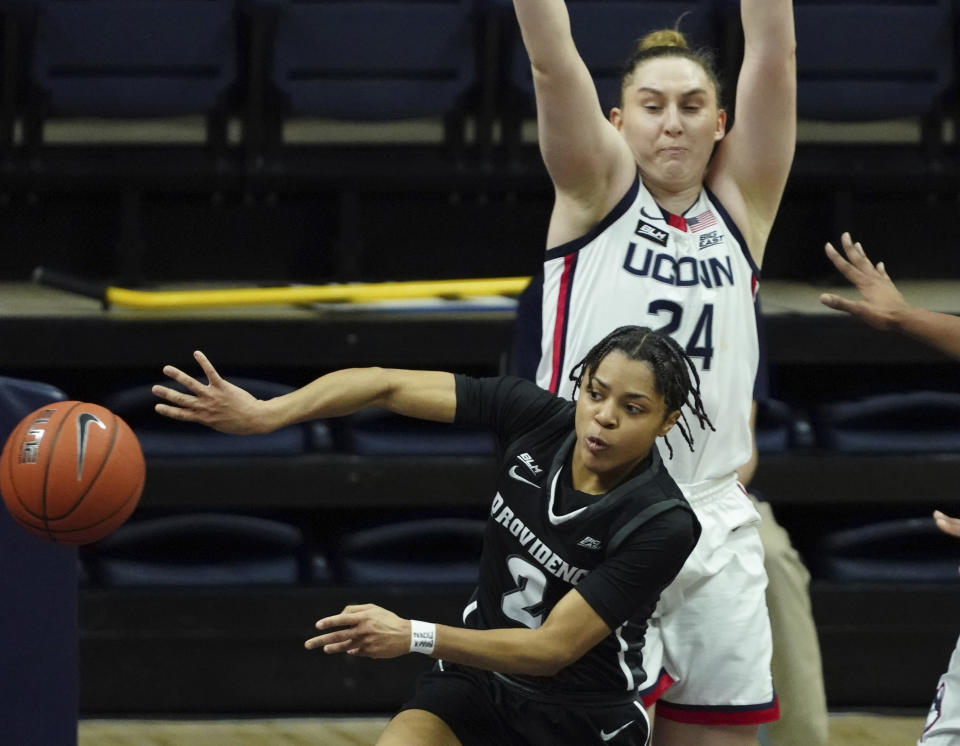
600, 720, 635, 741
508, 465, 539, 488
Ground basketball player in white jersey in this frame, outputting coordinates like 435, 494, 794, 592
820, 231, 960, 745
513, 1, 796, 744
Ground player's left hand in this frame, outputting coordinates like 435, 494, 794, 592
306, 604, 411, 659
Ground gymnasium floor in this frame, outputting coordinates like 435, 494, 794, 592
78, 712, 927, 745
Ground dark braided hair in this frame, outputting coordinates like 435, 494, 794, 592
568, 325, 714, 459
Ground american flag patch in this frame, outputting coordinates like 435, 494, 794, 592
686, 210, 717, 232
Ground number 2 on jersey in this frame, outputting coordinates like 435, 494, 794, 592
647, 300, 715, 370
501, 556, 547, 628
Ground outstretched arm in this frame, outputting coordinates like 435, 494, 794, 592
306, 588, 611, 677
819, 233, 960, 361
709, 0, 796, 263
512, 0, 632, 211
153, 350, 456, 434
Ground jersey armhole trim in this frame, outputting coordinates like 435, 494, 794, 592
545, 176, 640, 261
606, 499, 688, 556
704, 185, 760, 279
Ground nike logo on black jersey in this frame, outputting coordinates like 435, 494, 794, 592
508, 465, 539, 488
600, 720, 635, 741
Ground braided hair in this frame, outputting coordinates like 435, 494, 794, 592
568, 325, 714, 459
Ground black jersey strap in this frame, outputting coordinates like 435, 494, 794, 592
606, 499, 688, 556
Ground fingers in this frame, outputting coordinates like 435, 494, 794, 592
823, 241, 860, 282
193, 350, 223, 385
822, 244, 865, 287
160, 364, 208, 396
315, 611, 363, 630
152, 383, 195, 407
304, 629, 356, 653
839, 233, 879, 272
152, 383, 203, 421
934, 510, 960, 539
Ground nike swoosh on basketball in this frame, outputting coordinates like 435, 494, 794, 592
508, 465, 539, 488
76, 412, 106, 480
600, 720, 635, 742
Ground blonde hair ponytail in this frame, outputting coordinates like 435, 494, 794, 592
637, 28, 689, 53
619, 23, 721, 108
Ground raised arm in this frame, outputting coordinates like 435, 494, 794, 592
819, 233, 960, 362
153, 350, 456, 434
513, 0, 633, 220
709, 0, 796, 263
306, 588, 611, 677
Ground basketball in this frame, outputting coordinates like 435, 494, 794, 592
0, 401, 145, 545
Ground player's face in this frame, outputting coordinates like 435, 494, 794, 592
572, 350, 680, 494
610, 56, 726, 192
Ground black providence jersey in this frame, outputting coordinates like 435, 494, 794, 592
454, 375, 700, 696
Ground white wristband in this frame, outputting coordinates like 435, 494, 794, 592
409, 620, 436, 655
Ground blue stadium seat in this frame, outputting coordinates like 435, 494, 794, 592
794, 0, 953, 124
102, 378, 330, 457
813, 390, 960, 453
0, 373, 66, 437
817, 517, 960, 583
90, 512, 309, 587
8, 0, 241, 283
266, 0, 476, 127
337, 407, 494, 456
23, 0, 236, 122
755, 396, 799, 453
336, 517, 485, 585
791, 0, 957, 193
0, 376, 77, 746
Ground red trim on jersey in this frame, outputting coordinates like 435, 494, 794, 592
639, 669, 675, 707
655, 697, 780, 726
548, 253, 577, 393
667, 212, 687, 232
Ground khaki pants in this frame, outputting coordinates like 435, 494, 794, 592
753, 496, 830, 746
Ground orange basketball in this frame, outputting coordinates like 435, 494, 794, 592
0, 401, 145, 545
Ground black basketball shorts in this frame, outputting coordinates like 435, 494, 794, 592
399, 661, 649, 746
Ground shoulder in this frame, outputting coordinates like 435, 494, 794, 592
456, 375, 573, 430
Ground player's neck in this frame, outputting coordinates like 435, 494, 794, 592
569, 452, 650, 495
644, 177, 702, 217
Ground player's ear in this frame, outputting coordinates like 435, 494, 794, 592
714, 108, 727, 141
609, 107, 624, 130
659, 410, 681, 437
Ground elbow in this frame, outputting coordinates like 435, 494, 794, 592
519, 657, 565, 678
517, 638, 579, 677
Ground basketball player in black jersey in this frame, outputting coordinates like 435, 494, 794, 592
153, 326, 711, 746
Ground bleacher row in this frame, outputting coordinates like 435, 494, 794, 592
0, 0, 957, 186
0, 0, 957, 286
1, 368, 952, 591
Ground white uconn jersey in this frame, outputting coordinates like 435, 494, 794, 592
536, 175, 759, 488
